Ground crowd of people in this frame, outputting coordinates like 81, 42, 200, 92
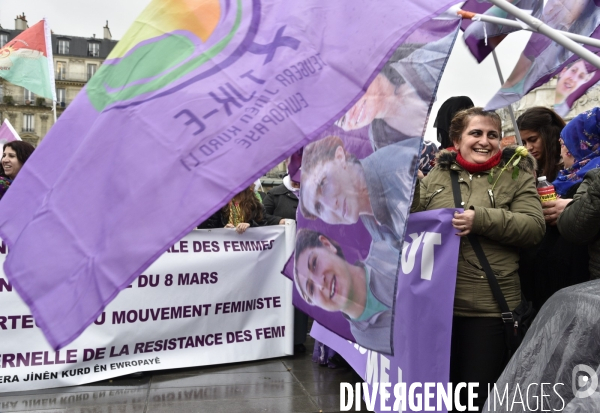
188, 99, 600, 411
5, 97, 596, 409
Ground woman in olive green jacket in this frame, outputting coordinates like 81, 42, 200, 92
411, 107, 545, 411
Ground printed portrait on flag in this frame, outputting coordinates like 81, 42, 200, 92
486, 0, 600, 110
461, 0, 544, 62
293, 18, 460, 355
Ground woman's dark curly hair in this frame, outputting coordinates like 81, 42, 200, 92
516, 107, 564, 182
222, 185, 263, 224
2, 141, 35, 178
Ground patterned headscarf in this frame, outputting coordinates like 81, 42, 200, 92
0, 177, 10, 200
553, 107, 600, 197
419, 141, 438, 175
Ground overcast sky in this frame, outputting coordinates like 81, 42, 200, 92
1, 0, 530, 142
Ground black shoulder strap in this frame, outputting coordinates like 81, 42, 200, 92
450, 170, 513, 324
450, 168, 462, 209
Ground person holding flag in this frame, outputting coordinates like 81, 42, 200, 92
411, 107, 544, 410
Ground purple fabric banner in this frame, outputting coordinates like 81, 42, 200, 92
461, 0, 543, 63
0, 0, 458, 349
311, 209, 460, 413
486, 0, 600, 111
287, 17, 459, 355
544, 24, 600, 117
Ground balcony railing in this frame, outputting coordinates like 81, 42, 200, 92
1, 96, 65, 107
55, 72, 91, 82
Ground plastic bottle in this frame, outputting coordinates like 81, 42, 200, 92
537, 176, 557, 202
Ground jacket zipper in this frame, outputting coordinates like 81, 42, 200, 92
425, 187, 445, 209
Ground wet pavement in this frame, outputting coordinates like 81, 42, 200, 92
0, 335, 369, 413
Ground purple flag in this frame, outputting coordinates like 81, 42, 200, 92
539, 24, 600, 117
0, 0, 457, 349
486, 0, 600, 110
311, 209, 460, 413
287, 17, 459, 355
0, 119, 20, 144
461, 0, 543, 63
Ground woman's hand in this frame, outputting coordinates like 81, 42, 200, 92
452, 210, 475, 236
542, 198, 571, 225
279, 219, 286, 225
224, 224, 235, 229
235, 223, 250, 234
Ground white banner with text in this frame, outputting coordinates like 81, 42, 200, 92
0, 225, 295, 392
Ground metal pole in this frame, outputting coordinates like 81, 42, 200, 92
458, 10, 600, 49
52, 100, 57, 123
491, 50, 523, 145
488, 0, 600, 69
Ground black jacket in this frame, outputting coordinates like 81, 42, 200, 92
520, 183, 590, 309
558, 169, 600, 280
198, 204, 266, 229
263, 184, 298, 225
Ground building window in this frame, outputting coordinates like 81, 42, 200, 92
24, 89, 35, 104
0, 33, 7, 48
56, 61, 66, 80
88, 42, 100, 57
57, 39, 70, 55
57, 88, 66, 106
87, 64, 97, 80
23, 114, 34, 132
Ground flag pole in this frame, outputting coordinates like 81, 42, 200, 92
52, 100, 57, 123
458, 10, 600, 49
491, 49, 523, 145
487, 0, 600, 69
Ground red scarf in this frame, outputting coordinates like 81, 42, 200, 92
456, 150, 502, 174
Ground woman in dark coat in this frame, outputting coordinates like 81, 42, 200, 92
263, 175, 308, 353
557, 108, 600, 280
263, 175, 299, 225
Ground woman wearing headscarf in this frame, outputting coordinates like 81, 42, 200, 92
558, 107, 600, 280
553, 107, 600, 199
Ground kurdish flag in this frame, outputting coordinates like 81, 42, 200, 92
0, 0, 456, 349
0, 19, 56, 101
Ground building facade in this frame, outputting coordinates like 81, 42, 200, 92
0, 14, 289, 187
497, 76, 600, 138
0, 14, 117, 146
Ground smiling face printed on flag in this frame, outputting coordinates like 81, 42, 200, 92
292, 18, 460, 355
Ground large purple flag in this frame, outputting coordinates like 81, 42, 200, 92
486, 0, 600, 110
285, 17, 460, 355
0, 0, 457, 349
311, 209, 460, 413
